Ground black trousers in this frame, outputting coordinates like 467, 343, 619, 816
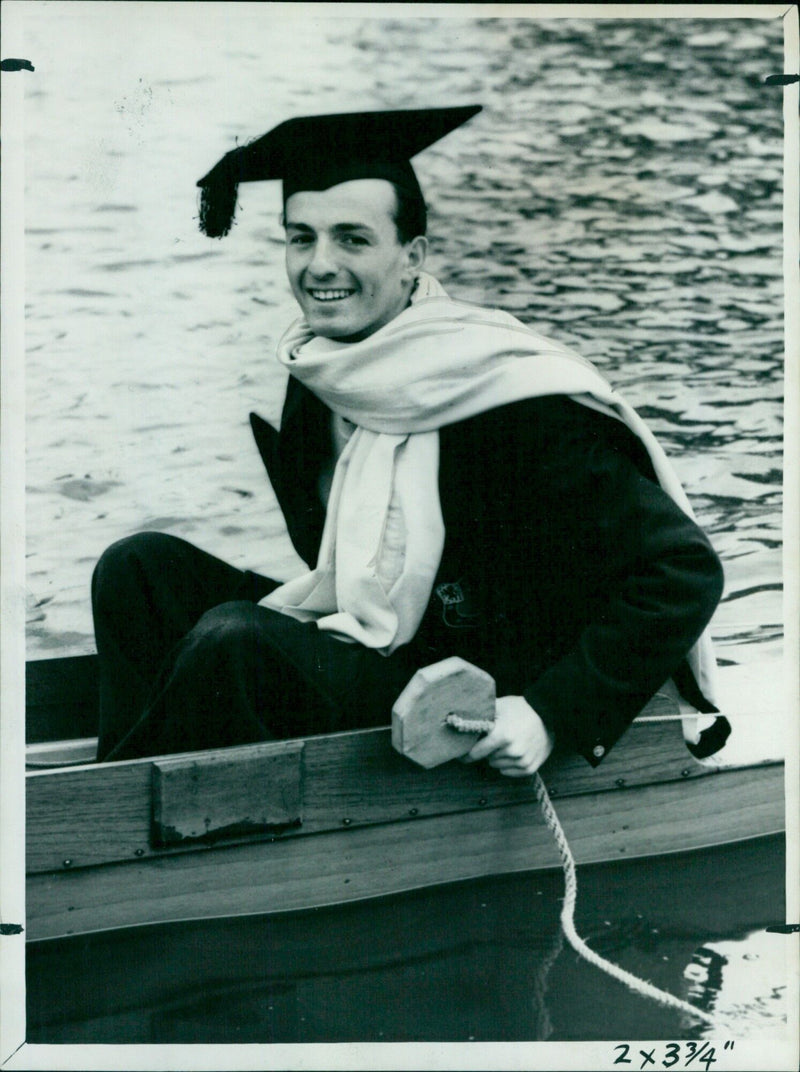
92, 532, 417, 762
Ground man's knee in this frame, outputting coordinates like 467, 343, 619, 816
92, 532, 177, 598
188, 601, 262, 655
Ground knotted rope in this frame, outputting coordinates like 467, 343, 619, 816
446, 713, 718, 1028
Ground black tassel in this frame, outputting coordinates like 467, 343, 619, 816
198, 171, 239, 238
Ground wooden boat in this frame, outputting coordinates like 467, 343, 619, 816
25, 654, 785, 944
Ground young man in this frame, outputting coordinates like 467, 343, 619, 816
93, 106, 729, 770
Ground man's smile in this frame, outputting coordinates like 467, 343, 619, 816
307, 288, 356, 303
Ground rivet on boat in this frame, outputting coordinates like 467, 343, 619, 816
342, 818, 352, 825
409, 808, 419, 816
615, 778, 626, 787
478, 797, 487, 806
681, 769, 691, 778
62, 859, 72, 868
134, 849, 145, 857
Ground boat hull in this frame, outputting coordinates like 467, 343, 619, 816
24, 656, 785, 942
26, 738, 784, 942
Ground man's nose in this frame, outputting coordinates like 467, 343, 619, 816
307, 238, 338, 278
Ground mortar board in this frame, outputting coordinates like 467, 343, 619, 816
196, 105, 482, 238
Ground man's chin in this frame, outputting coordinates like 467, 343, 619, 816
306, 313, 366, 341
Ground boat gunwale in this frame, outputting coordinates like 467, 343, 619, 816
25, 764, 786, 942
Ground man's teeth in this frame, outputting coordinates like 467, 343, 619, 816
309, 289, 353, 302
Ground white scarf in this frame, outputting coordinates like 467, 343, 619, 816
261, 273, 719, 732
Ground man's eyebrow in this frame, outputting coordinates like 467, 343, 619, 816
284, 221, 376, 234
331, 222, 376, 234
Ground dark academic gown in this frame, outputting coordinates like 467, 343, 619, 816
250, 376, 727, 768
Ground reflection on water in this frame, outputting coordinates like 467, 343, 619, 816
684, 929, 790, 1034
26, 834, 787, 1043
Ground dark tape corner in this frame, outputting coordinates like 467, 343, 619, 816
0, 58, 35, 73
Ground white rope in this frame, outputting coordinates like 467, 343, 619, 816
446, 713, 719, 1028
634, 713, 755, 722
445, 714, 495, 733
532, 771, 718, 1026
452, 711, 756, 724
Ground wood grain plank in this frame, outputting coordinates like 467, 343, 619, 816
152, 741, 304, 845
26, 719, 724, 874
26, 763, 785, 941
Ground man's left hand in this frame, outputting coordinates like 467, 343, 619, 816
462, 695, 555, 777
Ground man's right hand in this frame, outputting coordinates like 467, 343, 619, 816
462, 694, 554, 777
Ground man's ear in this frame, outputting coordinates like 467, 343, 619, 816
405, 235, 428, 275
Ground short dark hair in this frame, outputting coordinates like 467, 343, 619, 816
391, 182, 427, 244
280, 181, 427, 244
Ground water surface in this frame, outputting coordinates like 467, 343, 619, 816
27, 835, 787, 1043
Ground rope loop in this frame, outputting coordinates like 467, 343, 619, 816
445, 713, 494, 734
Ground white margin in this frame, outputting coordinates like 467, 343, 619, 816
780, 2, 800, 1061
0, 0, 28, 1067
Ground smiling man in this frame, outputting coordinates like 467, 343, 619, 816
284, 179, 426, 342
92, 107, 730, 772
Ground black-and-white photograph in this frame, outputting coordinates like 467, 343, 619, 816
2, 3, 797, 1068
